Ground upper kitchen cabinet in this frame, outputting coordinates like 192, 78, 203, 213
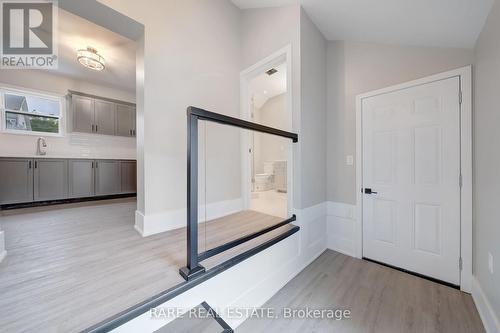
0, 158, 34, 205
94, 100, 116, 135
70, 91, 135, 137
115, 104, 136, 137
72, 95, 94, 133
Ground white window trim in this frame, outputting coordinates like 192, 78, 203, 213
0, 85, 65, 137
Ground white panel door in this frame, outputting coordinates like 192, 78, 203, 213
362, 77, 461, 285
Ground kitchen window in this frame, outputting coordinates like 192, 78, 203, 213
1, 88, 63, 135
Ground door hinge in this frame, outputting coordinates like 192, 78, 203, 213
459, 174, 463, 189
459, 257, 463, 271
459, 91, 463, 105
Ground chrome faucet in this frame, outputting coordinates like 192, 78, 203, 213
37, 137, 47, 156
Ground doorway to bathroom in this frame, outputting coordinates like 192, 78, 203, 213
240, 46, 293, 219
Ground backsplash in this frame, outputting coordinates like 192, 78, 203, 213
0, 131, 136, 159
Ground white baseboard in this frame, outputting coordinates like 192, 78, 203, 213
472, 277, 500, 333
134, 198, 243, 237
0, 231, 6, 263
326, 201, 356, 257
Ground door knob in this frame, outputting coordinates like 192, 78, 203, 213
364, 188, 378, 194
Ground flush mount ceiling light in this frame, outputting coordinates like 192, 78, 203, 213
77, 47, 105, 71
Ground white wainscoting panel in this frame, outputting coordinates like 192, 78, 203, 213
472, 277, 500, 333
0, 230, 5, 263
326, 201, 356, 257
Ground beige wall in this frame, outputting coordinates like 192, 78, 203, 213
326, 41, 474, 204
473, 0, 500, 320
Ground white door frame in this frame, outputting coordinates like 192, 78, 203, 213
355, 66, 472, 292
240, 45, 294, 217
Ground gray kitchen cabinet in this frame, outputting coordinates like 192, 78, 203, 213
34, 159, 68, 201
72, 95, 94, 133
94, 100, 116, 135
68, 160, 95, 198
0, 158, 33, 205
0, 157, 136, 206
120, 161, 137, 193
95, 160, 121, 196
70, 91, 136, 138
115, 104, 136, 137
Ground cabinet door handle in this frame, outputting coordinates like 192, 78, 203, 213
95, 125, 98, 132
129, 129, 132, 136
34, 161, 38, 169
28, 160, 32, 169
91, 161, 94, 168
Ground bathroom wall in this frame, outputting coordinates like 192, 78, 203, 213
0, 69, 136, 159
253, 93, 288, 174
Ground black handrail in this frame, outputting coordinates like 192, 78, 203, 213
188, 106, 298, 142
179, 107, 299, 281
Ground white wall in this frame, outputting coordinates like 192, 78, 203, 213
99, 0, 242, 235
326, 41, 474, 205
0, 69, 136, 159
473, 0, 500, 329
299, 8, 327, 208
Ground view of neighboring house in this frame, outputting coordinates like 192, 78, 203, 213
0, 1, 499, 333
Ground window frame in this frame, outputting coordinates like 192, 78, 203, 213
0, 86, 65, 137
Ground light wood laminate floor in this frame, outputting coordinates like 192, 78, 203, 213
0, 199, 287, 333
237, 250, 484, 333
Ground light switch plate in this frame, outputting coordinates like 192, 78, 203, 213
346, 155, 354, 166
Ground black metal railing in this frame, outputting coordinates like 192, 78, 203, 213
179, 106, 299, 280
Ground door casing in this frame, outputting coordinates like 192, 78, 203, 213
239, 45, 294, 217
355, 66, 472, 292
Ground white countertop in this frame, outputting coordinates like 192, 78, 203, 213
0, 154, 136, 160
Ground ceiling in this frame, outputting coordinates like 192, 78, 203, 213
249, 62, 287, 109
231, 0, 494, 48
50, 8, 136, 92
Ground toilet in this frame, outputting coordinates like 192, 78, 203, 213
254, 162, 275, 191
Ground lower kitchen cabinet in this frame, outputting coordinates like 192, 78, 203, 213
68, 160, 95, 198
34, 159, 68, 201
0, 158, 33, 205
120, 161, 137, 194
0, 158, 136, 206
95, 160, 121, 196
